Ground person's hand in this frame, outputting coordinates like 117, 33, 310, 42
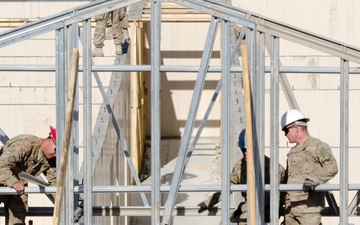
302, 178, 315, 192
12, 182, 25, 194
197, 202, 208, 213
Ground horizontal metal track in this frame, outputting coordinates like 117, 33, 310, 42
0, 206, 214, 217
0, 205, 346, 217
0, 183, 356, 195
0, 65, 360, 74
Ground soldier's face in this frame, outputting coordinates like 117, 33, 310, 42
44, 138, 56, 159
242, 150, 247, 160
284, 124, 298, 143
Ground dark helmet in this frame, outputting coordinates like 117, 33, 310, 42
238, 129, 246, 149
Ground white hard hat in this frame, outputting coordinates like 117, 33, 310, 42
281, 109, 310, 130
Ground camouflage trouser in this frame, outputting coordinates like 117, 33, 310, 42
203, 192, 221, 207
230, 201, 247, 225
0, 194, 28, 225
93, 8, 129, 48
204, 193, 255, 224
284, 201, 322, 225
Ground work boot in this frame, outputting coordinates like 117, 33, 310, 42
115, 44, 123, 55
92, 47, 104, 57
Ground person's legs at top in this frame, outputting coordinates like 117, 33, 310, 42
105, 12, 113, 40
92, 13, 110, 57
112, 8, 129, 55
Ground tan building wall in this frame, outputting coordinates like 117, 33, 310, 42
0, 0, 359, 224
233, 0, 360, 47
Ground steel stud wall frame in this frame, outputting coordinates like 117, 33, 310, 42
0, 0, 360, 224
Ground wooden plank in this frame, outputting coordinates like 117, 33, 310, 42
241, 44, 256, 225
52, 48, 79, 225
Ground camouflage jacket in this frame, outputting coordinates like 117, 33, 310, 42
230, 155, 286, 200
0, 134, 56, 188
285, 135, 338, 202
203, 155, 286, 209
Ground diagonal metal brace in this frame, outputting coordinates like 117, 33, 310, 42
162, 16, 220, 225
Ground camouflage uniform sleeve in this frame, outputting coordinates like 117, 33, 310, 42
0, 145, 22, 187
278, 163, 286, 184
307, 141, 338, 186
230, 159, 242, 185
43, 166, 56, 186
278, 163, 287, 208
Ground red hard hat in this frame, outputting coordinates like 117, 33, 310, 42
50, 126, 56, 142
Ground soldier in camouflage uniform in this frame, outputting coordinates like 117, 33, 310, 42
197, 129, 286, 224
281, 109, 338, 225
92, 7, 130, 57
0, 126, 57, 225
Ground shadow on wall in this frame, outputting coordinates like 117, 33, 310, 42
145, 47, 221, 138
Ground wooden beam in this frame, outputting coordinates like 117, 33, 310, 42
241, 44, 256, 225
52, 48, 79, 225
